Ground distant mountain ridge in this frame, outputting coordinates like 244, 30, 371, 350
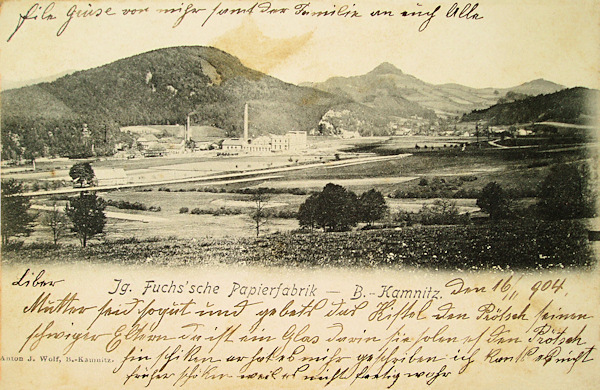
304, 63, 566, 117
1, 70, 77, 91
507, 79, 565, 96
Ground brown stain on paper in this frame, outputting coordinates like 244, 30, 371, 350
212, 17, 314, 77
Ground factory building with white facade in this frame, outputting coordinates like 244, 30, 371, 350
222, 103, 307, 153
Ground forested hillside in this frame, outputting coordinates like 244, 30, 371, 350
1, 46, 346, 159
461, 87, 598, 125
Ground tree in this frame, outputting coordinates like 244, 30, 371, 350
538, 164, 596, 220
318, 184, 359, 232
69, 162, 95, 187
1, 179, 36, 245
250, 189, 269, 237
477, 182, 511, 219
41, 203, 69, 246
299, 183, 359, 232
298, 193, 320, 232
358, 189, 388, 226
65, 193, 107, 247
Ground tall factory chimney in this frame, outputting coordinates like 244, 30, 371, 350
244, 103, 249, 142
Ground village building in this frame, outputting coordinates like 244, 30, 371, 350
121, 126, 164, 136
194, 141, 217, 150
93, 168, 128, 186
222, 139, 244, 151
269, 134, 288, 151
136, 134, 159, 150
142, 143, 166, 157
286, 131, 308, 151
245, 136, 272, 153
159, 137, 185, 154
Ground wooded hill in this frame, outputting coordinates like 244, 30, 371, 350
461, 87, 599, 125
1, 46, 349, 159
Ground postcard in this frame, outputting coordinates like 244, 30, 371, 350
1, 0, 599, 388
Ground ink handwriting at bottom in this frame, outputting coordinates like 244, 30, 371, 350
12, 268, 64, 288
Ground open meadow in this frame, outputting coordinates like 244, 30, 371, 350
4, 219, 595, 271
4, 135, 598, 270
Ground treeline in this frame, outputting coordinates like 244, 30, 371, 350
461, 87, 598, 125
1, 117, 132, 160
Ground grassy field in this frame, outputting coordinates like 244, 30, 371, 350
132, 143, 593, 199
19, 136, 592, 245
3, 219, 594, 271
6, 135, 597, 271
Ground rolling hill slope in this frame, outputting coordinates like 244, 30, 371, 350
2, 46, 344, 130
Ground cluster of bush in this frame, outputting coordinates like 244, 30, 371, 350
155, 186, 309, 195
394, 199, 471, 226
189, 207, 244, 216
24, 180, 69, 192
227, 187, 308, 196
179, 206, 298, 219
390, 175, 538, 199
391, 176, 479, 199
268, 210, 298, 219
106, 199, 161, 212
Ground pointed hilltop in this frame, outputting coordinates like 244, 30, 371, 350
368, 62, 404, 76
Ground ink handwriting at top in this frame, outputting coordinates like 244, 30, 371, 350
6, 2, 486, 42
6, 2, 116, 42
57, 4, 116, 36
446, 2, 483, 20
6, 2, 56, 42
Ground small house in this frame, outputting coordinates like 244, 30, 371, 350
94, 168, 128, 186
137, 134, 159, 150
222, 139, 244, 151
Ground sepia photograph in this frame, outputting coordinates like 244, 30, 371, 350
1, 0, 599, 388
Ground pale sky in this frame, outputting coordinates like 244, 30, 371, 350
0, 0, 598, 90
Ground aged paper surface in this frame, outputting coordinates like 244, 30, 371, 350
1, 0, 599, 389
